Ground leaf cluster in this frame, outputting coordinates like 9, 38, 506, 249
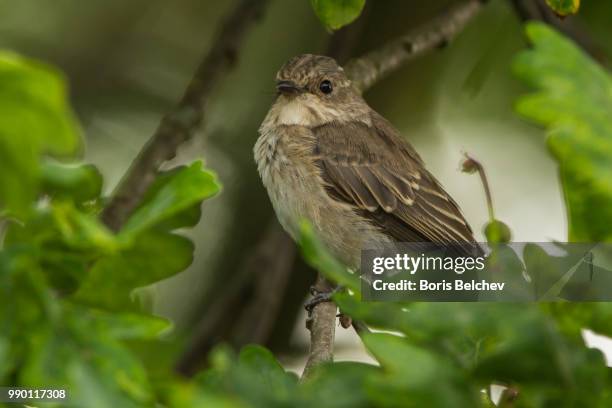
0, 51, 221, 407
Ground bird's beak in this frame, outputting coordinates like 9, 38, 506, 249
276, 80, 301, 95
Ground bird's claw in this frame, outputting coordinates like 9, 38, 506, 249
304, 287, 333, 314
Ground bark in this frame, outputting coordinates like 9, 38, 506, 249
301, 275, 337, 380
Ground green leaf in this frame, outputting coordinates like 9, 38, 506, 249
20, 311, 155, 408
298, 220, 360, 292
0, 249, 56, 383
481, 244, 533, 301
119, 161, 220, 241
474, 313, 608, 406
4, 202, 118, 294
238, 345, 296, 396
0, 337, 10, 380
545, 0, 580, 16
0, 51, 81, 216
310, 0, 366, 30
335, 294, 516, 367
196, 345, 297, 408
73, 231, 194, 311
361, 332, 480, 407
50, 201, 117, 251
1, 252, 157, 406
513, 23, 612, 241
132, 165, 208, 231
85, 308, 171, 340
543, 302, 612, 339
524, 243, 564, 298
238, 345, 285, 377
163, 381, 246, 408
300, 362, 381, 408
41, 159, 103, 204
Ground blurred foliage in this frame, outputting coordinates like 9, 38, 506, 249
0, 51, 221, 406
298, 224, 612, 407
545, 0, 580, 16
0, 52, 81, 218
514, 23, 612, 242
1, 3, 612, 408
310, 0, 366, 30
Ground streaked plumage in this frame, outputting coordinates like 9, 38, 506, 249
255, 54, 478, 270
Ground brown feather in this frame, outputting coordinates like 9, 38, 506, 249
313, 111, 478, 250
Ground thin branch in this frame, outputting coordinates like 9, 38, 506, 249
351, 319, 371, 335
101, 0, 270, 231
508, 0, 607, 63
462, 153, 495, 221
345, 0, 485, 92
301, 275, 337, 380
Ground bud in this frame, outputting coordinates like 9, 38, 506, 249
461, 154, 479, 174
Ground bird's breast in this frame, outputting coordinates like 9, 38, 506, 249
254, 123, 391, 269
254, 124, 321, 239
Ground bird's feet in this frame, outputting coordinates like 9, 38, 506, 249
304, 285, 336, 315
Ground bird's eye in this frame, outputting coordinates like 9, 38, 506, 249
319, 80, 333, 94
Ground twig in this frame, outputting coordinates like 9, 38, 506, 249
302, 0, 485, 378
351, 319, 371, 335
345, 0, 485, 92
508, 0, 607, 64
301, 275, 337, 380
100, 0, 270, 231
462, 153, 495, 220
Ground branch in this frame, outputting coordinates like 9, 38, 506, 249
101, 0, 270, 231
345, 0, 485, 92
301, 275, 337, 380
508, 0, 607, 63
302, 0, 484, 379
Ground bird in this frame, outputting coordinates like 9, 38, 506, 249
254, 54, 480, 302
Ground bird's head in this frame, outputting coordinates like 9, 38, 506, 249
270, 54, 368, 127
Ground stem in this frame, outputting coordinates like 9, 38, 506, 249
301, 275, 337, 380
464, 153, 495, 221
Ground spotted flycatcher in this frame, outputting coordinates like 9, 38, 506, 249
255, 54, 478, 273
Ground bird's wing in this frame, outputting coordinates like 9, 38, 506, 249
313, 112, 477, 247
